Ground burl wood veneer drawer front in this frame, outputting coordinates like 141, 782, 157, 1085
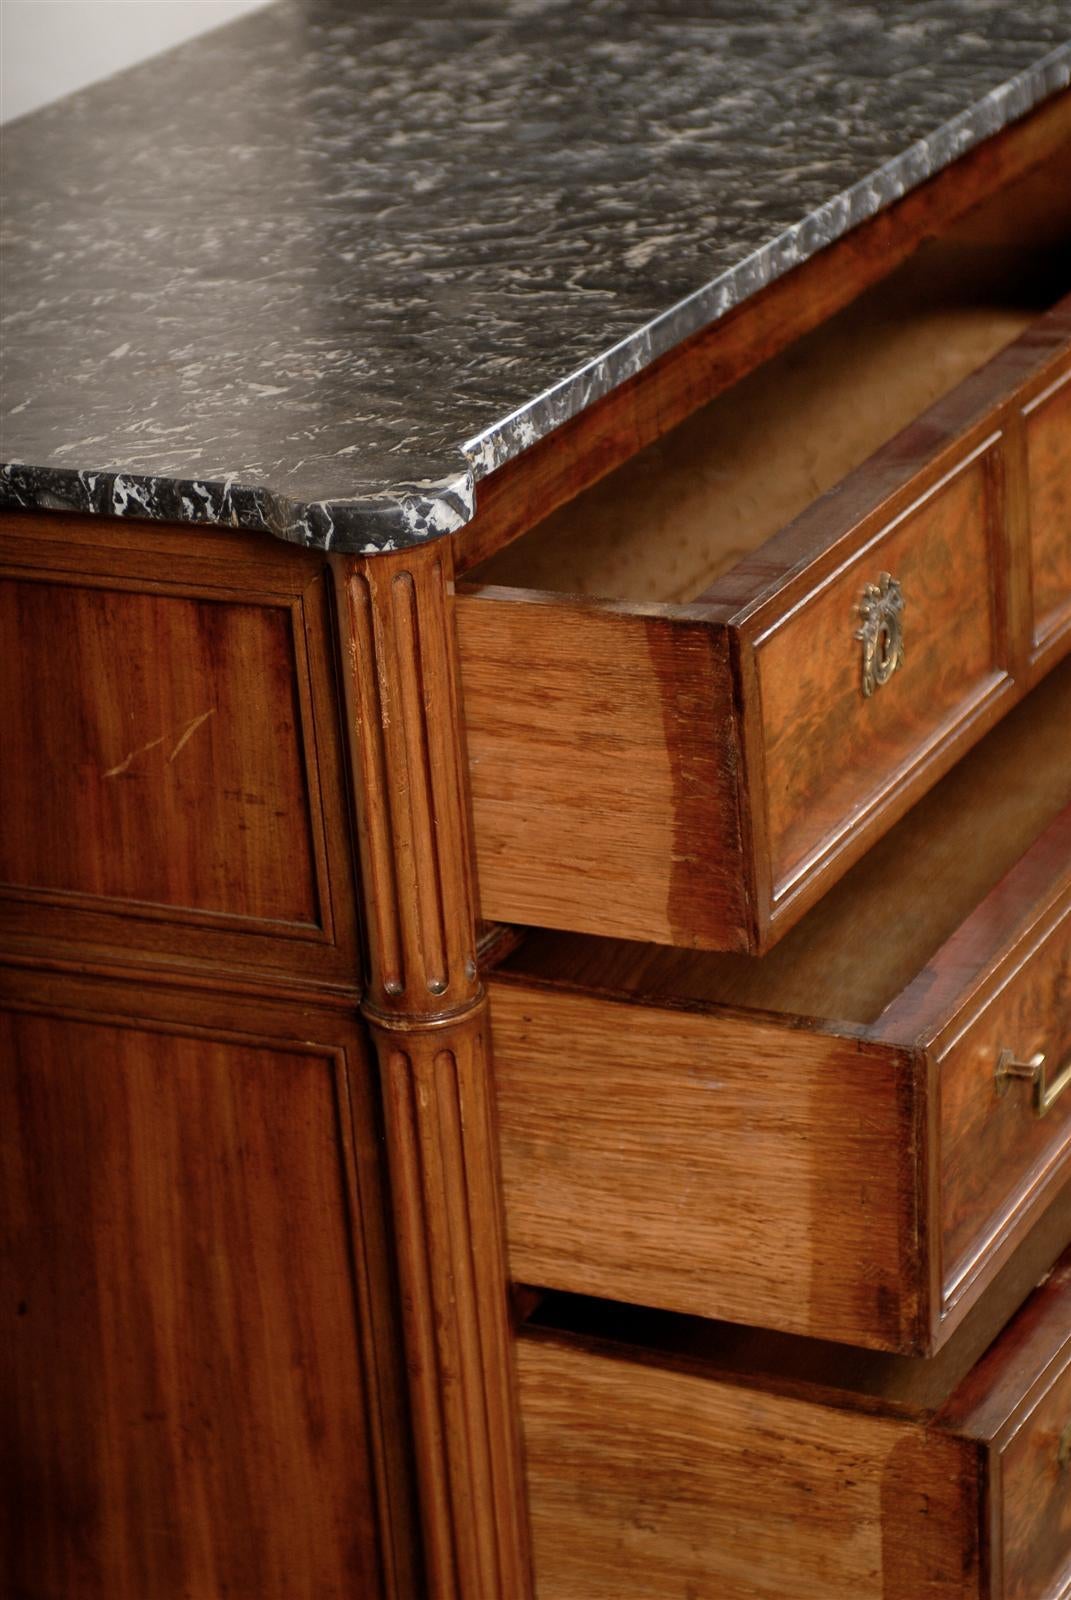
519, 1238, 1071, 1600
934, 907, 1071, 1326
0, 516, 360, 987
459, 287, 1071, 954
1027, 363, 1071, 663
491, 659, 1071, 1354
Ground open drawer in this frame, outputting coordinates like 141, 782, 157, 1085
489, 657, 1071, 1355
518, 1228, 1071, 1600
459, 155, 1071, 952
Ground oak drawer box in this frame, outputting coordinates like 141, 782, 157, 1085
491, 658, 1071, 1354
459, 168, 1071, 954
518, 1235, 1071, 1600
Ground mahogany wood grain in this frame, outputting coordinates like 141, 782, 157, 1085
458, 298, 1071, 952
0, 970, 420, 1600
489, 675, 1071, 1353
4, 105, 1071, 1600
0, 507, 536, 1595
331, 545, 532, 1600
517, 1244, 1071, 1600
521, 1183, 1071, 1421
0, 574, 319, 920
471, 295, 1036, 607
0, 512, 361, 994
452, 93, 1071, 575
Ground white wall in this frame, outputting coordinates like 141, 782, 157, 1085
1, 0, 269, 123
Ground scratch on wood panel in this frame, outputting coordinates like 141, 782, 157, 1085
102, 708, 215, 776
167, 708, 215, 762
102, 734, 165, 777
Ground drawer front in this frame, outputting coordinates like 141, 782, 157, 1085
755, 432, 1009, 903
938, 900, 1071, 1322
1023, 360, 1071, 662
999, 1350, 1071, 1600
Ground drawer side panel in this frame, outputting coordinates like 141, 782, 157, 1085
491, 978, 922, 1350
457, 593, 750, 949
518, 1336, 979, 1600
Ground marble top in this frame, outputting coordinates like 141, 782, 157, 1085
2, 0, 1069, 553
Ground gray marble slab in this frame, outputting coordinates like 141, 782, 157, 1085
2, 0, 1069, 552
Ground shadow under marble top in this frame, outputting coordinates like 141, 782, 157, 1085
1, 0, 1069, 552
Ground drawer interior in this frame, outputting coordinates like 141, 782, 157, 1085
471, 145, 1071, 605
497, 653, 1071, 1028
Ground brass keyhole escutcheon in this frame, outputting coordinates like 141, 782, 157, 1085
857, 572, 905, 698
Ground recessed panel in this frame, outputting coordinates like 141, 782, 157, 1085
0, 577, 321, 926
1, 1008, 383, 1599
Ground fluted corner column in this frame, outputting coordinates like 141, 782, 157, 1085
330, 542, 531, 1600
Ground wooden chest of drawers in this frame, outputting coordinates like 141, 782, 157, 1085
3, 34, 1071, 1598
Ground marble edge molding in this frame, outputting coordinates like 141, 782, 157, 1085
0, 461, 476, 554
2, 42, 1069, 555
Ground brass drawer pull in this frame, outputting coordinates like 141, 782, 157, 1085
995, 1048, 1071, 1116
857, 572, 904, 697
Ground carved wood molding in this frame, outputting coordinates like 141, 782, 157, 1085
372, 1006, 530, 1599
331, 545, 531, 1599
335, 547, 479, 1018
